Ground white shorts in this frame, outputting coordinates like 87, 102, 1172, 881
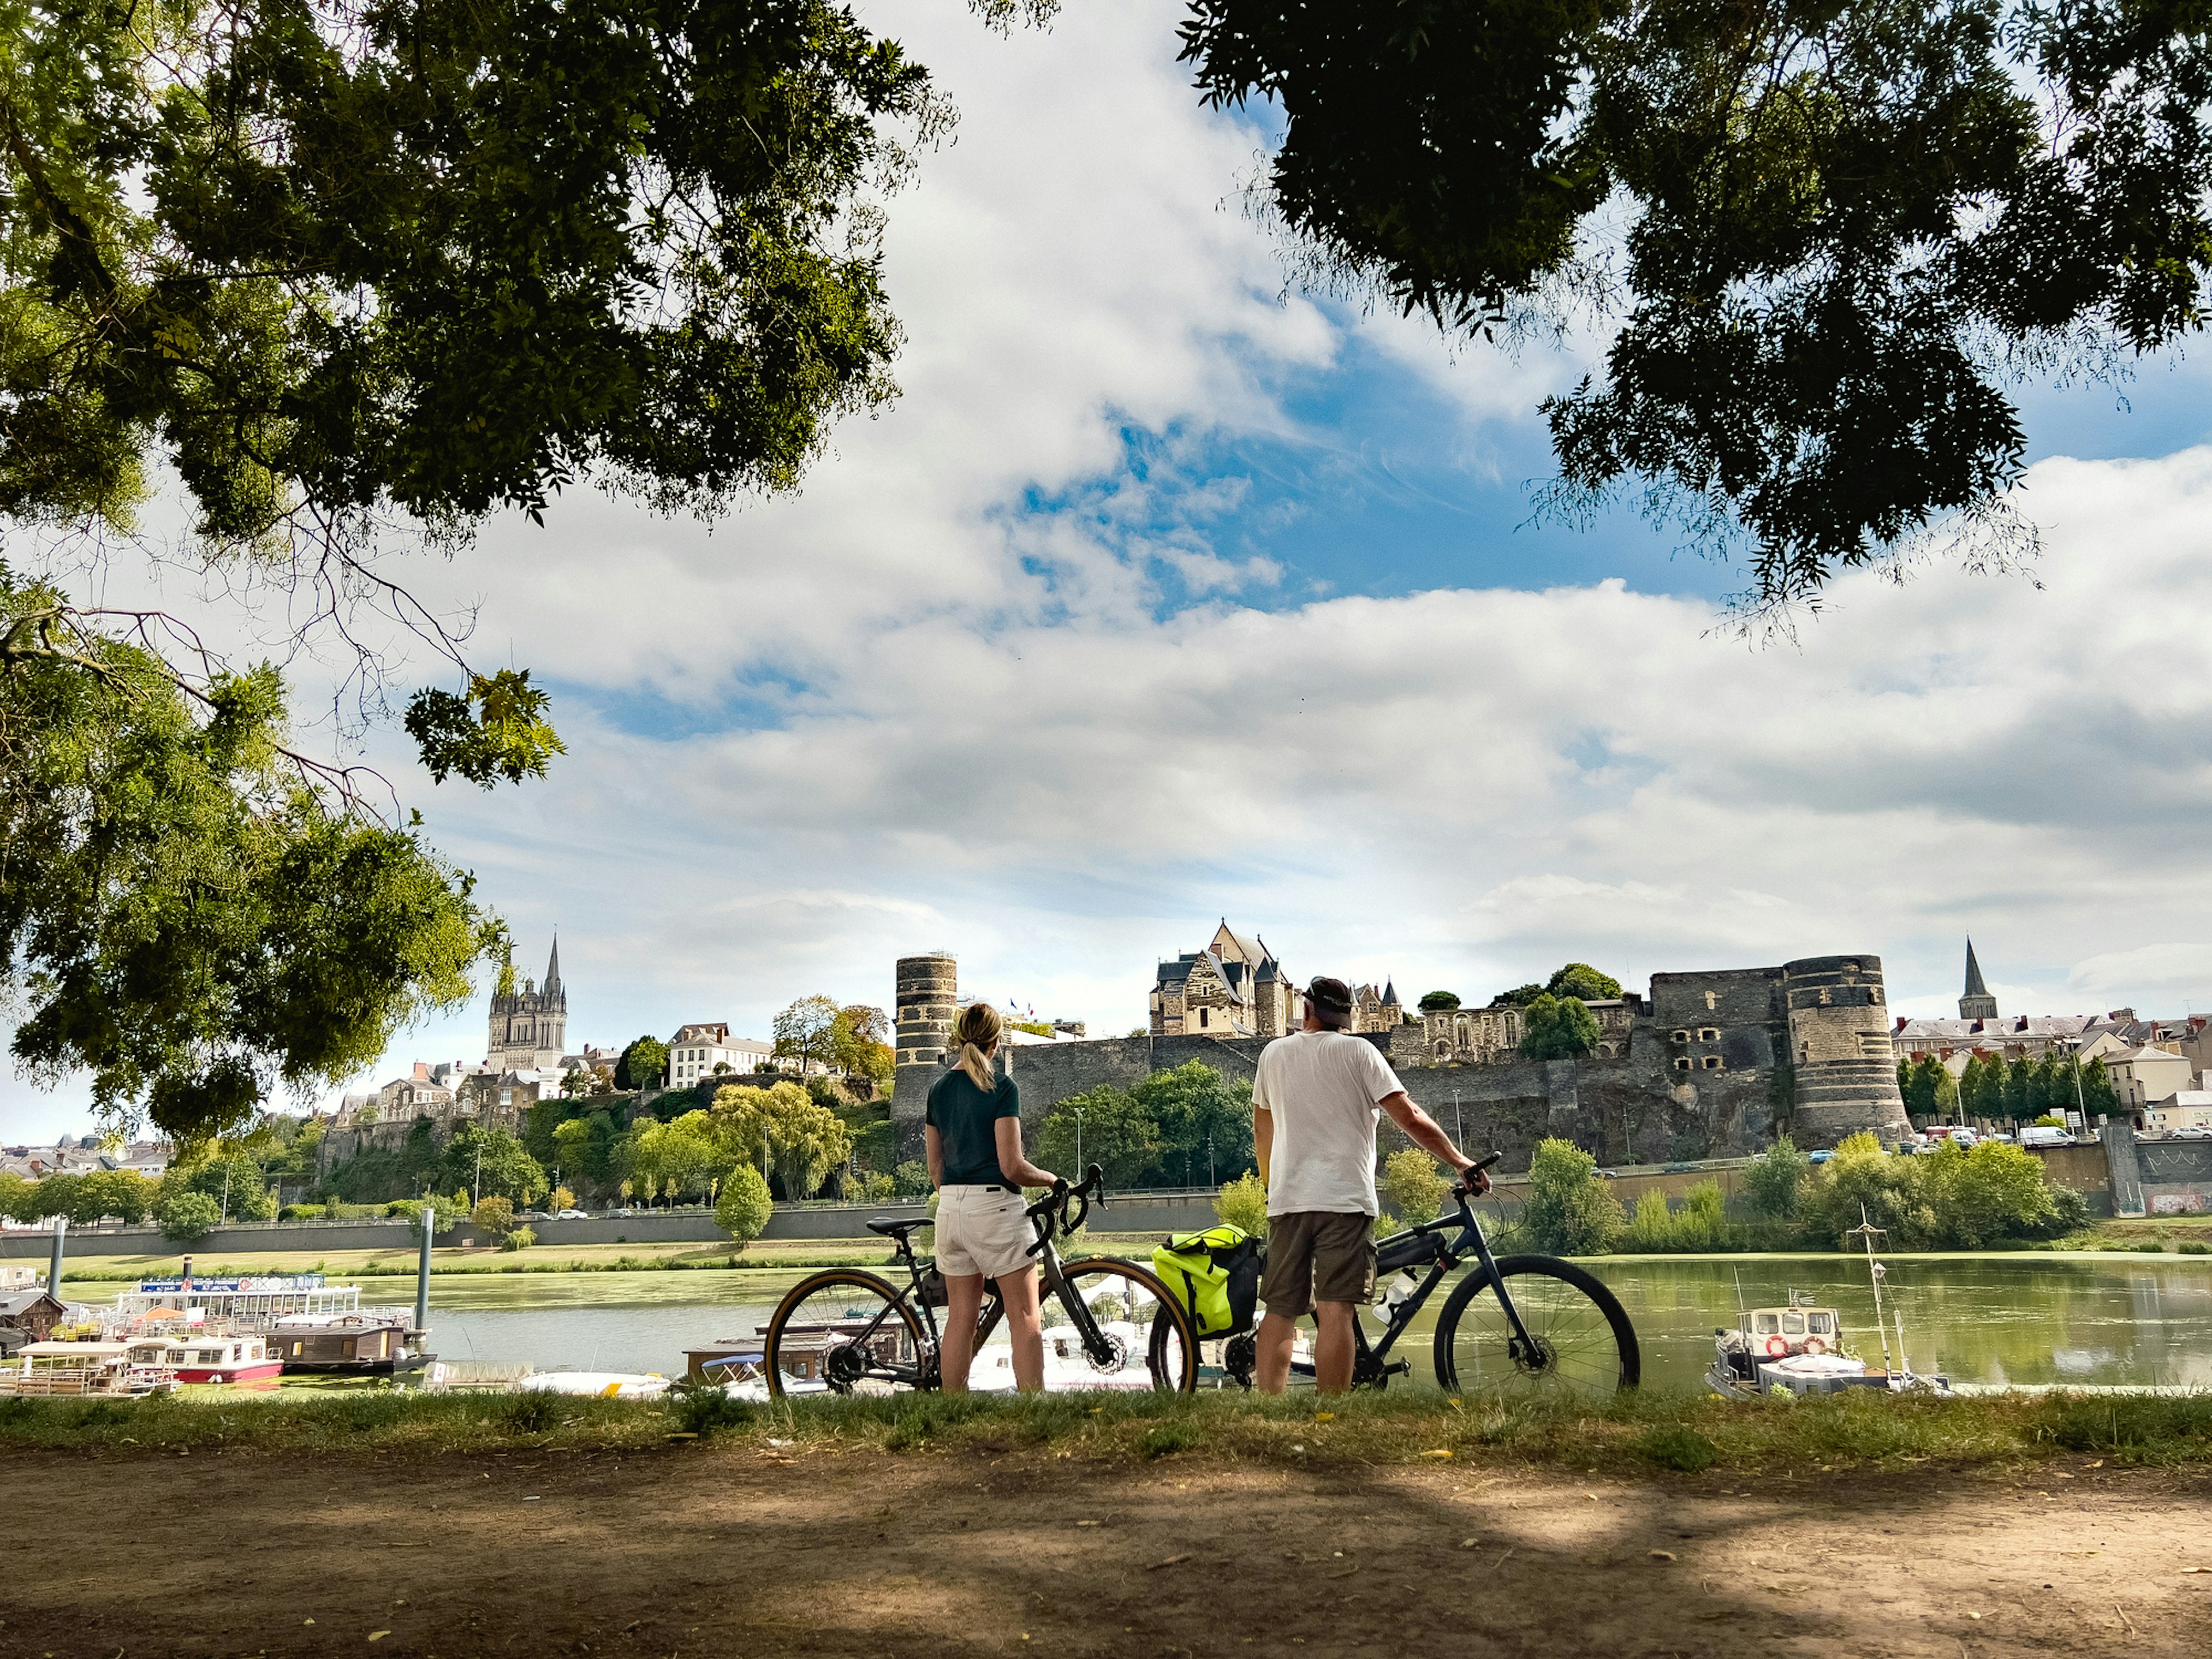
935, 1184, 1036, 1281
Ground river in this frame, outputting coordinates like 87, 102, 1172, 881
315, 1253, 2212, 1391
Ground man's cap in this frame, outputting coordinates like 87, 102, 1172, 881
1306, 975, 1353, 1013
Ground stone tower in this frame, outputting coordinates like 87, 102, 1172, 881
895, 953, 959, 1073
1782, 955, 1910, 1146
1959, 938, 1998, 1021
487, 937, 567, 1072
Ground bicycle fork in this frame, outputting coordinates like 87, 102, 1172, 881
1040, 1249, 1118, 1368
1461, 1221, 1547, 1373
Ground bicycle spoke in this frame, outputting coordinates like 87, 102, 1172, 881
1442, 1260, 1636, 1400
1008, 1260, 1194, 1393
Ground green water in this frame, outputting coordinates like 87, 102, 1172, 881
78, 1255, 2212, 1389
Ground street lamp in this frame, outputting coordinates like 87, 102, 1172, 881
1073, 1107, 1085, 1176
1208, 1133, 1216, 1188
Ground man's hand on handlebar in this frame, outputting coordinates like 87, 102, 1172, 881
1455, 1151, 1502, 1199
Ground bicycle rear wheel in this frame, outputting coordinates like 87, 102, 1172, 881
762, 1269, 929, 1400
1433, 1255, 1639, 1400
1037, 1258, 1198, 1393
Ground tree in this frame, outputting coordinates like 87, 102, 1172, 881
615, 1036, 668, 1092
2002, 1056, 2035, 1123
1132, 1062, 1255, 1187
1, 594, 494, 1142
772, 996, 844, 1074
438, 1126, 546, 1207
1417, 990, 1462, 1013
77, 1169, 157, 1226
1546, 964, 1622, 1003
2081, 1058, 2119, 1118
157, 1190, 222, 1243
469, 1195, 517, 1238
1494, 984, 1546, 1009
0, 0, 1017, 1141
1519, 1138, 1623, 1255
715, 1165, 775, 1249
1743, 1136, 1810, 1220
629, 1111, 733, 1206
1520, 993, 1601, 1060
547, 1186, 577, 1214
1033, 1085, 1160, 1189
1179, 3, 2212, 615
709, 1081, 849, 1199
832, 1005, 896, 1092
1213, 1170, 1270, 1238
1900, 1055, 1959, 1121
173, 1152, 277, 1222
1380, 1149, 1448, 1226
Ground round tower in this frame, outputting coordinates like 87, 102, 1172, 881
1781, 955, 1911, 1146
895, 953, 959, 1073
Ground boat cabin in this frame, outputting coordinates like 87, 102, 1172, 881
272, 1316, 415, 1373
1743, 1305, 1843, 1358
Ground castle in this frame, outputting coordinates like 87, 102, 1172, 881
892, 941, 1911, 1163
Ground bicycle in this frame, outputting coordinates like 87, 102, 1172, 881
1219, 1154, 1640, 1398
760, 1165, 1200, 1397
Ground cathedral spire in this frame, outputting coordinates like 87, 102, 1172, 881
544, 932, 560, 993
1959, 937, 1998, 1022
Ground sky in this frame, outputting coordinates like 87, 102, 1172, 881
10, 1, 2212, 1143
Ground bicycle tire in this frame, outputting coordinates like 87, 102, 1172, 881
1052, 1257, 1199, 1393
762, 1268, 930, 1400
1432, 1255, 1639, 1399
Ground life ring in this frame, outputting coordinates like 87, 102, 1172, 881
1804, 1336, 1828, 1356
1763, 1335, 1789, 1357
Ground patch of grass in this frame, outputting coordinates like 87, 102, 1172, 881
1630, 1425, 1718, 1472
5, 1385, 2212, 1474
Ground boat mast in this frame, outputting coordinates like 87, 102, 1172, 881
1843, 1205, 1896, 1377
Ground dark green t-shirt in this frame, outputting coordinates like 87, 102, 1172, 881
926, 1069, 1021, 1187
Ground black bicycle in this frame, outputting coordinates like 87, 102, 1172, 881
1221, 1156, 1641, 1398
761, 1166, 1200, 1397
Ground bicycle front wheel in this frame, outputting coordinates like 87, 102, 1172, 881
1433, 1255, 1639, 1400
762, 1268, 929, 1400
1040, 1258, 1198, 1393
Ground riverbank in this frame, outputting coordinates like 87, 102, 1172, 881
1, 1394, 2206, 1659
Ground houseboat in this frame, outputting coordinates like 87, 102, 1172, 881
0, 1340, 176, 1397
112, 1274, 363, 1331
271, 1313, 426, 1376
168, 1334, 283, 1385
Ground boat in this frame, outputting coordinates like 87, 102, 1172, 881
271, 1313, 428, 1377
166, 1334, 283, 1386
112, 1273, 366, 1331
1707, 1211, 1952, 1399
0, 1339, 177, 1397
514, 1370, 669, 1400
683, 1338, 766, 1387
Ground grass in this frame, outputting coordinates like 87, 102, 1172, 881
4, 1385, 2211, 1473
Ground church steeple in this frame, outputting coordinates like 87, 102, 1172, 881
1959, 937, 1998, 1022
544, 933, 562, 995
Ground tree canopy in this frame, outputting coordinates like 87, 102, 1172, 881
1416, 990, 1461, 1012
1520, 992, 1602, 1060
1179, 0, 2212, 613
1546, 963, 1622, 1002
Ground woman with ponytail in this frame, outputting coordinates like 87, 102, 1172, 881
925, 1001, 1059, 1391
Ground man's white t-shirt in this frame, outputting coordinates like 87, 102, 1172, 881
1252, 1030, 1406, 1216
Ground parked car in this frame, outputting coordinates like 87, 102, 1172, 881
555, 1209, 589, 1219
1807, 1149, 1834, 1165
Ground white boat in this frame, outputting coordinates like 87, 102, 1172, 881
0, 1340, 177, 1397
514, 1370, 670, 1400
112, 1273, 365, 1330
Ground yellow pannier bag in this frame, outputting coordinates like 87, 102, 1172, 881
1152, 1224, 1262, 1339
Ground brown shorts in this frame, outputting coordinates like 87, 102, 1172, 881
1260, 1210, 1377, 1318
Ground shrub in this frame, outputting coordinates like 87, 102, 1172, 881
1631, 1425, 1719, 1472
1520, 994, 1600, 1060
499, 1226, 536, 1252
1380, 1150, 1448, 1226
1519, 1138, 1623, 1255
470, 1195, 516, 1237
156, 1191, 222, 1243
1213, 1171, 1268, 1237
892, 1160, 932, 1197
1372, 1211, 1402, 1240
1623, 1190, 1676, 1252
1743, 1136, 1808, 1218
503, 1393, 562, 1434
278, 1203, 325, 1221
668, 1386, 755, 1437
2180, 1240, 2210, 1256
714, 1165, 774, 1247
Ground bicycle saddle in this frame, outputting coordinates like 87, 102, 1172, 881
866, 1215, 931, 1238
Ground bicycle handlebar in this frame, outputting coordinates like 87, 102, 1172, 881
1024, 1164, 1107, 1254
1451, 1151, 1503, 1197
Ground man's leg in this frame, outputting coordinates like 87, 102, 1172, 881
1312, 1301, 1358, 1395
938, 1272, 984, 1392
1255, 1309, 1301, 1394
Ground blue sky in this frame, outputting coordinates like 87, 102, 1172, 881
9, 1, 2212, 1143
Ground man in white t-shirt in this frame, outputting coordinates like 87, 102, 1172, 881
1252, 975, 1490, 1393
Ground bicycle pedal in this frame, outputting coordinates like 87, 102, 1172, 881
1384, 1360, 1411, 1377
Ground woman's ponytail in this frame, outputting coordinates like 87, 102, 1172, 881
953, 1002, 1003, 1091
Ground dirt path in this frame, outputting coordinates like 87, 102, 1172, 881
3, 1448, 2207, 1658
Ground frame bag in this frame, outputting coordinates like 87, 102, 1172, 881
1152, 1224, 1263, 1339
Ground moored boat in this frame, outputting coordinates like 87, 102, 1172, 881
0, 1339, 176, 1397
271, 1313, 427, 1376
169, 1334, 283, 1385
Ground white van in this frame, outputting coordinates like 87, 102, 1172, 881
2020, 1125, 2072, 1149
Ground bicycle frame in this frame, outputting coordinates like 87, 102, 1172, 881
818, 1172, 1120, 1389
1334, 1179, 1541, 1385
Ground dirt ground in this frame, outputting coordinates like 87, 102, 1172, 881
2, 1448, 2207, 1658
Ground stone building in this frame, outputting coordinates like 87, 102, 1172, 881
488, 938, 567, 1072
1350, 980, 1403, 1034
1959, 938, 1999, 1021
1149, 923, 1302, 1039
891, 945, 1911, 1162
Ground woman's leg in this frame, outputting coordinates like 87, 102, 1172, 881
992, 1265, 1046, 1392
938, 1272, 985, 1392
